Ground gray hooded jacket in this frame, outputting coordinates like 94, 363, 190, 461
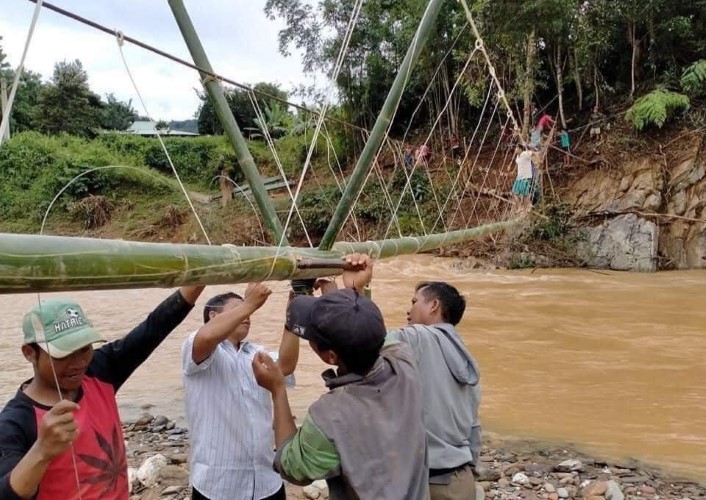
387, 323, 481, 473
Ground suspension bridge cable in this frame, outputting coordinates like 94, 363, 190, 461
25, 0, 377, 137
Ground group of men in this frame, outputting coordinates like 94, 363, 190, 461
0, 253, 482, 500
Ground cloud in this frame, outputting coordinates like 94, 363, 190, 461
0, 0, 311, 120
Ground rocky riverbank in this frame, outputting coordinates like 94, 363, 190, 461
123, 413, 705, 500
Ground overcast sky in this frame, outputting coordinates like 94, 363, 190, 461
0, 0, 316, 120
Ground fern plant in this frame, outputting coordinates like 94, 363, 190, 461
625, 89, 690, 131
680, 60, 706, 96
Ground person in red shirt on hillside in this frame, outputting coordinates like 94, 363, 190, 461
536, 113, 555, 132
0, 285, 204, 500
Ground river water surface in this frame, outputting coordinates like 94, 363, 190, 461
0, 256, 704, 481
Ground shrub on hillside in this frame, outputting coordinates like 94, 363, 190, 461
0, 132, 168, 226
625, 89, 690, 131
295, 184, 341, 236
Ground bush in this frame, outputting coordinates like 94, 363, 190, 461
625, 89, 690, 131
67, 195, 114, 229
295, 184, 341, 236
524, 204, 586, 254
681, 60, 706, 96
0, 132, 169, 226
143, 137, 220, 184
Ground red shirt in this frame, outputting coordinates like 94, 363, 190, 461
537, 114, 554, 130
0, 292, 194, 500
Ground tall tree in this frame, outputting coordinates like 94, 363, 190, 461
0, 36, 10, 73
36, 60, 100, 137
196, 82, 289, 136
99, 93, 137, 131
7, 71, 44, 132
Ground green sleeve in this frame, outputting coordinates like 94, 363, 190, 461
275, 414, 341, 485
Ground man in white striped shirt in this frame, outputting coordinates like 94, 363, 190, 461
182, 283, 299, 500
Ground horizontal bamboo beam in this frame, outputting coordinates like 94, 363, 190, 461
0, 219, 520, 294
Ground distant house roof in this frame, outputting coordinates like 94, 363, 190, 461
125, 121, 199, 136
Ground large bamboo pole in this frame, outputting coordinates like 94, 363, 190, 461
167, 0, 286, 243
0, 220, 519, 294
318, 0, 447, 251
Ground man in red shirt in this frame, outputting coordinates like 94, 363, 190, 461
536, 113, 555, 132
0, 286, 203, 499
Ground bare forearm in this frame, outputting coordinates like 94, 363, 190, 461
272, 387, 297, 449
277, 330, 300, 376
8, 446, 51, 499
192, 302, 257, 363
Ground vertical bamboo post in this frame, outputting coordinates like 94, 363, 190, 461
318, 0, 447, 251
0, 78, 10, 144
168, 0, 286, 244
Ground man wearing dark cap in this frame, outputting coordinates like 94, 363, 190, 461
252, 254, 429, 500
0, 286, 204, 500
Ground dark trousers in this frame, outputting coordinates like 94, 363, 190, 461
192, 484, 286, 500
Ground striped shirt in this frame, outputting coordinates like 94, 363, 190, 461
182, 332, 294, 500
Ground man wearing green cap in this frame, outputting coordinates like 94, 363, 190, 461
0, 285, 204, 500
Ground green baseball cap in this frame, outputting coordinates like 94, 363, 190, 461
23, 299, 105, 359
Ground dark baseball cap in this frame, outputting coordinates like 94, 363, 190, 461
286, 289, 386, 353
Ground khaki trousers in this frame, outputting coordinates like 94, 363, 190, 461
429, 465, 476, 500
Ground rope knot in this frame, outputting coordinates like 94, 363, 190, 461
115, 30, 125, 47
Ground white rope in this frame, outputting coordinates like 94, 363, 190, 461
382, 49, 479, 241
330, 3, 426, 240
458, 0, 521, 137
210, 175, 268, 244
386, 139, 429, 235
246, 90, 314, 246
115, 31, 212, 245
465, 111, 509, 227
444, 77, 495, 228
41, 341, 84, 500
277, 0, 365, 249
321, 121, 364, 241
449, 96, 501, 228
0, 0, 44, 143
40, 166, 178, 235
400, 23, 470, 145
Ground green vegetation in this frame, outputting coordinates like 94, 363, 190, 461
625, 89, 690, 131
266, 0, 706, 136
527, 204, 585, 257
0, 133, 167, 231
0, 130, 334, 234
1, 59, 138, 136
681, 60, 706, 96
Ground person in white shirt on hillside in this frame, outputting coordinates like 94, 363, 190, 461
182, 283, 299, 500
511, 149, 536, 211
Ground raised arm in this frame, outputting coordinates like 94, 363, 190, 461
90, 289, 198, 390
179, 285, 205, 306
191, 283, 271, 364
252, 353, 297, 447
277, 329, 300, 377
253, 353, 340, 485
340, 254, 373, 290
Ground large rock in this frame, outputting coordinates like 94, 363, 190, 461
564, 135, 706, 270
605, 480, 625, 500
585, 214, 659, 271
136, 453, 168, 488
566, 159, 664, 214
660, 139, 706, 269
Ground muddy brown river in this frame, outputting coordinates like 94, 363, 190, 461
0, 256, 704, 481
